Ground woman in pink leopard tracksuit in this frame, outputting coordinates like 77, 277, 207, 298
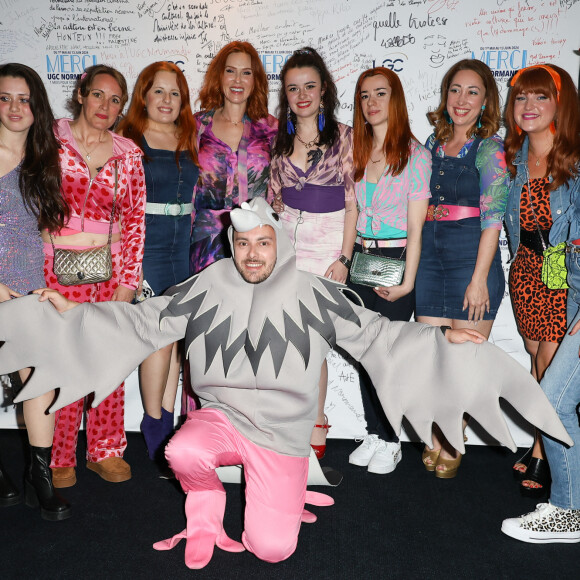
41, 65, 146, 488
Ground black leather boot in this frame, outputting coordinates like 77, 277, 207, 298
25, 446, 72, 521
0, 452, 21, 507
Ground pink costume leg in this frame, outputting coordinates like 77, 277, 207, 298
155, 409, 244, 569
85, 248, 127, 462
241, 437, 309, 563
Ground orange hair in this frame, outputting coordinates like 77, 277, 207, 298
117, 61, 197, 166
353, 67, 416, 181
197, 41, 269, 121
504, 64, 580, 189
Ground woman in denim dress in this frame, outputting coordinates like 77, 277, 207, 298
415, 59, 508, 478
118, 62, 199, 467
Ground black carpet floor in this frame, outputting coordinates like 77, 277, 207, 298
0, 428, 577, 580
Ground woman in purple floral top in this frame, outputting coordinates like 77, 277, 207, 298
185, 41, 277, 413
189, 41, 277, 276
270, 48, 357, 460
415, 59, 508, 479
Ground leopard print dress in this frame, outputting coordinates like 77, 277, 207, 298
508, 178, 567, 343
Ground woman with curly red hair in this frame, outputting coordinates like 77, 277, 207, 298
185, 41, 277, 413
118, 61, 199, 467
503, 64, 579, 498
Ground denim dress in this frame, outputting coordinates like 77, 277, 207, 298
415, 137, 504, 319
142, 139, 199, 296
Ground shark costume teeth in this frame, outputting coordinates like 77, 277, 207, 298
0, 196, 574, 569
0, 196, 572, 457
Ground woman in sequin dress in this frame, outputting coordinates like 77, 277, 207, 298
0, 63, 70, 520
184, 41, 277, 413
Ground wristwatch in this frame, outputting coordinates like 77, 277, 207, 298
338, 254, 352, 269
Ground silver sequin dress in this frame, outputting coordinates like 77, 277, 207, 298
0, 165, 44, 294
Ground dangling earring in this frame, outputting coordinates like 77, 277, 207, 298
550, 120, 556, 134
443, 110, 453, 124
286, 106, 295, 135
476, 105, 486, 129
318, 102, 325, 132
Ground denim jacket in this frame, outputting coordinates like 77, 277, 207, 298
504, 136, 574, 259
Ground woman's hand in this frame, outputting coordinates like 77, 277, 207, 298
272, 194, 285, 214
33, 288, 79, 313
373, 283, 412, 302
324, 260, 348, 283
445, 328, 486, 344
111, 285, 136, 303
0, 283, 21, 302
463, 278, 490, 323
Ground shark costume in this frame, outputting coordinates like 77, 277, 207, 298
0, 197, 573, 569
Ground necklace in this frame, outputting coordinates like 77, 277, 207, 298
220, 109, 243, 127
529, 142, 553, 167
295, 132, 319, 149
73, 129, 106, 161
370, 156, 383, 164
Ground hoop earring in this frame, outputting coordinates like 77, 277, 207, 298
443, 110, 453, 124
286, 106, 295, 135
318, 102, 325, 132
476, 105, 486, 129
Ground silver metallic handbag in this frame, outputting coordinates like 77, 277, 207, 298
52, 161, 118, 286
350, 243, 406, 288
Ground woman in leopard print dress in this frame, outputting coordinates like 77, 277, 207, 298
502, 63, 580, 543
504, 64, 577, 499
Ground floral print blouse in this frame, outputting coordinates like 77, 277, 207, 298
426, 133, 508, 230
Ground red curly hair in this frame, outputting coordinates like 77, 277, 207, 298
117, 61, 197, 165
197, 41, 269, 121
353, 67, 416, 181
504, 64, 579, 190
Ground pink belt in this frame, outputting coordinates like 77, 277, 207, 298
356, 235, 407, 248
426, 205, 480, 221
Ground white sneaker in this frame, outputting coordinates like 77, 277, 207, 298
368, 441, 402, 474
349, 434, 382, 467
501, 502, 580, 544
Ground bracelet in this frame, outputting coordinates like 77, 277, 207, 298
440, 325, 451, 336
338, 254, 352, 269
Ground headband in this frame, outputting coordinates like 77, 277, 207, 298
510, 64, 562, 99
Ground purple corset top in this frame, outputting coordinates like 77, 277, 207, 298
282, 183, 345, 214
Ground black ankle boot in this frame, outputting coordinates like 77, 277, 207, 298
0, 453, 21, 507
25, 446, 72, 521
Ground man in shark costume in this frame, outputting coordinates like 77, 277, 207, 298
0, 198, 572, 569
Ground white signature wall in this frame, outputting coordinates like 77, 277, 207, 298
1, 0, 579, 446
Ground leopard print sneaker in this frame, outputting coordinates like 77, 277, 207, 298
501, 502, 580, 543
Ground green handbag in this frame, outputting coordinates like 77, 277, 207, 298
350, 245, 406, 288
541, 243, 568, 290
